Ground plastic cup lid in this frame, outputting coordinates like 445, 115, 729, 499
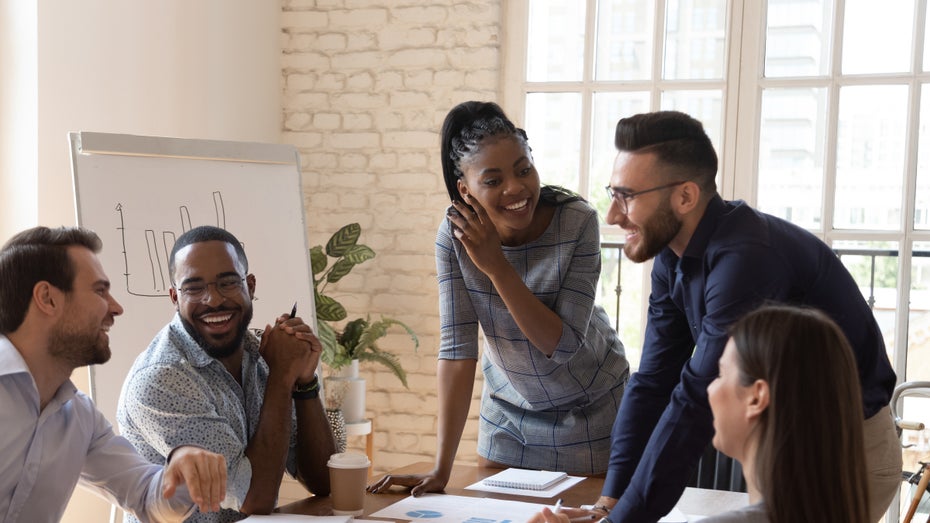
327, 451, 370, 469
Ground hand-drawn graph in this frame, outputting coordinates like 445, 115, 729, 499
115, 191, 230, 297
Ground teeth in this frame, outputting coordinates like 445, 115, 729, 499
505, 199, 528, 211
201, 313, 233, 324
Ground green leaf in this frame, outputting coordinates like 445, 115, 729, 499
326, 223, 361, 257
314, 291, 346, 322
357, 317, 419, 352
318, 321, 339, 366
342, 245, 376, 265
338, 318, 369, 355
310, 246, 327, 276
358, 348, 409, 388
326, 258, 355, 284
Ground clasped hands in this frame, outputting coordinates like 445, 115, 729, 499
259, 312, 322, 386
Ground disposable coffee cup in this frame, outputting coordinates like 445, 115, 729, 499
327, 452, 370, 516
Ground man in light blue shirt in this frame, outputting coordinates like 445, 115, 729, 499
0, 226, 228, 522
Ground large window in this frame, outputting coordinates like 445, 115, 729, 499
504, 1, 930, 519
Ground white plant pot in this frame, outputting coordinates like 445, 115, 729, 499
325, 359, 366, 424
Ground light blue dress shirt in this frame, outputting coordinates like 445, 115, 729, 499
0, 335, 195, 523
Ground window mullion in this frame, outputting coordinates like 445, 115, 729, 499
578, 0, 598, 200
651, 1, 667, 108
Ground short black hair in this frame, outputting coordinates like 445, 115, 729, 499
168, 226, 249, 280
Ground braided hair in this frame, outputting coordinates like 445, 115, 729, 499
440, 101, 531, 203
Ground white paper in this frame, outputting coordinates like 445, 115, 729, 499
370, 493, 548, 522
465, 475, 586, 498
239, 515, 350, 522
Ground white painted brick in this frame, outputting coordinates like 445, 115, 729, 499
346, 72, 374, 90
347, 33, 377, 51
383, 131, 434, 149
369, 152, 398, 168
284, 112, 312, 131
378, 27, 437, 50
327, 132, 380, 149
281, 10, 329, 30
343, 113, 374, 130
312, 112, 341, 130
317, 33, 348, 51
330, 8, 389, 28
387, 48, 448, 68
393, 5, 449, 25
397, 152, 430, 168
286, 0, 504, 473
331, 92, 388, 109
316, 72, 346, 91
448, 47, 499, 69
285, 72, 318, 91
281, 51, 331, 70
433, 70, 465, 88
330, 51, 387, 70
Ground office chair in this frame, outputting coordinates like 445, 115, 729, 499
892, 381, 930, 523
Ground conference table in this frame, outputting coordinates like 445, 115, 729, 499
277, 462, 749, 520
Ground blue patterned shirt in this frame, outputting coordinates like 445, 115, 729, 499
435, 188, 630, 474
118, 315, 299, 523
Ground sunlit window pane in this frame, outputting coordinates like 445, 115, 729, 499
527, 0, 586, 82
908, 242, 930, 380
524, 92, 582, 192
595, 0, 655, 81
589, 92, 651, 216
660, 89, 723, 161
842, 0, 913, 74
764, 0, 832, 77
834, 85, 907, 230
834, 240, 898, 361
916, 84, 930, 230
757, 88, 828, 229
598, 245, 647, 370
663, 0, 727, 80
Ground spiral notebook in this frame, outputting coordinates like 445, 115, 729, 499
481, 468, 568, 490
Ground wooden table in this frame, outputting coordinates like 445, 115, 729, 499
277, 462, 749, 520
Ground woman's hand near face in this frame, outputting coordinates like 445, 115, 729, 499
447, 198, 509, 278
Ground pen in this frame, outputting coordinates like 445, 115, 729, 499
553, 499, 563, 514
289, 302, 297, 319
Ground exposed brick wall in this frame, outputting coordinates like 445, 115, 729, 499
280, 0, 501, 478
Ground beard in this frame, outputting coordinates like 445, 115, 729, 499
179, 305, 254, 360
623, 197, 683, 263
48, 316, 111, 368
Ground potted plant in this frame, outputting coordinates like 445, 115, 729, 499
310, 223, 418, 423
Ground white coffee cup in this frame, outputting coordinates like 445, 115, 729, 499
327, 452, 370, 516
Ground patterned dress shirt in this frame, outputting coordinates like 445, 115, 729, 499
118, 315, 299, 523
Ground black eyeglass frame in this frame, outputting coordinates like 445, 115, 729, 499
174, 276, 247, 301
605, 180, 687, 214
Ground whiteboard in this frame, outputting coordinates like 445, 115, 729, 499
70, 131, 315, 427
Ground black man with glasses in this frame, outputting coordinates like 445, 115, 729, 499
585, 111, 899, 523
117, 226, 336, 523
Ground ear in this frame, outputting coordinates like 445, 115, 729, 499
32, 281, 61, 317
169, 286, 179, 307
246, 273, 256, 300
672, 181, 702, 216
457, 178, 470, 200
746, 379, 770, 421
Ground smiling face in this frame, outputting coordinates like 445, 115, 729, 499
606, 151, 684, 263
47, 246, 124, 367
456, 136, 542, 245
169, 240, 254, 360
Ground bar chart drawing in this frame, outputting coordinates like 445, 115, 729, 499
115, 190, 228, 297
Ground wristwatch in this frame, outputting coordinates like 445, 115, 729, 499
292, 376, 320, 400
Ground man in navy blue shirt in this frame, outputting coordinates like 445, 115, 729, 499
591, 111, 900, 522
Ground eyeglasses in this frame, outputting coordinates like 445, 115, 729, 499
175, 276, 246, 301
605, 180, 687, 214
